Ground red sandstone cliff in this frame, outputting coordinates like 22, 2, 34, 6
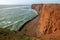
21, 4, 60, 40
32, 4, 60, 40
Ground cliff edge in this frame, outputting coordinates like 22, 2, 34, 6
32, 4, 60, 40
21, 4, 60, 40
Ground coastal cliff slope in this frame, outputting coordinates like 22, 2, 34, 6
32, 4, 60, 40
21, 4, 60, 40
20, 4, 43, 37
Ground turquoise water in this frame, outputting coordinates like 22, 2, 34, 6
0, 6, 38, 31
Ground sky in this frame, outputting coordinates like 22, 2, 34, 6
0, 0, 60, 5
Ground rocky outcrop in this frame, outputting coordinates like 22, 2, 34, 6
31, 4, 43, 13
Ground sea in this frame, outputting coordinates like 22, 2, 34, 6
0, 5, 38, 31
0, 5, 31, 9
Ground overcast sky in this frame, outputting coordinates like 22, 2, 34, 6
0, 0, 60, 5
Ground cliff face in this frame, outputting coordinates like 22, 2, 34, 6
32, 4, 60, 39
37, 4, 60, 34
31, 4, 43, 37
21, 4, 60, 40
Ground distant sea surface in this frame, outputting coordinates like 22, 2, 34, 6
0, 5, 31, 9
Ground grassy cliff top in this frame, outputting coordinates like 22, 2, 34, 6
0, 28, 40, 40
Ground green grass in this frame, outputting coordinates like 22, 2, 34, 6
0, 28, 40, 40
